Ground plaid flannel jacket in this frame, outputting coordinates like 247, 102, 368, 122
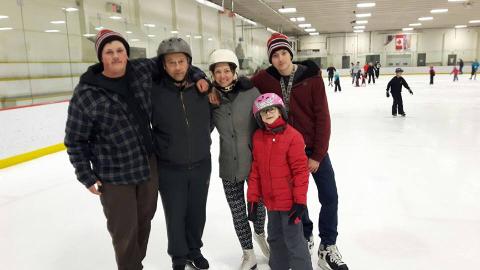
64, 59, 155, 188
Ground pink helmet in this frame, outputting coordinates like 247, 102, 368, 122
252, 93, 288, 127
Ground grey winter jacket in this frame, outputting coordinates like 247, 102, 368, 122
212, 77, 260, 182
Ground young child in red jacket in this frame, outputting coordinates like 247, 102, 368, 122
247, 93, 313, 270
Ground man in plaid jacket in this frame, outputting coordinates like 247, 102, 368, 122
65, 29, 208, 270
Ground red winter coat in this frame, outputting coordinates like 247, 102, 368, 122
247, 119, 309, 211
251, 63, 331, 162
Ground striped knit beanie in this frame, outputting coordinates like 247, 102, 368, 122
267, 33, 293, 63
95, 29, 130, 62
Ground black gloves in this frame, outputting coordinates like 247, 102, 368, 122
386, 92, 390, 98
409, 89, 413, 95
288, 203, 306, 225
247, 202, 258, 222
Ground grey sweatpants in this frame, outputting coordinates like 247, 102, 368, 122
267, 211, 313, 270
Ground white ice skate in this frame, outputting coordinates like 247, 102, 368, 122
253, 232, 270, 259
240, 249, 257, 270
318, 244, 349, 270
307, 235, 315, 255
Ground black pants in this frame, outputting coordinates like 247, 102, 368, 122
334, 80, 341, 92
301, 154, 339, 246
100, 155, 159, 270
430, 75, 434, 84
328, 75, 333, 85
392, 92, 404, 115
375, 69, 380, 79
158, 158, 211, 266
368, 73, 375, 84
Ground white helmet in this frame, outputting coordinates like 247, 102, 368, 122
208, 49, 239, 73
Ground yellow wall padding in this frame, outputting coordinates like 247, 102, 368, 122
0, 143, 66, 169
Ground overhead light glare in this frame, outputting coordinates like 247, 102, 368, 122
418, 17, 433, 21
447, 0, 466, 2
50, 20, 65, 24
186, 34, 191, 37
469, 20, 480, 24
171, 30, 178, 34
357, 3, 376, 8
304, 28, 316, 32
431, 9, 448, 13
83, 33, 95, 37
126, 31, 132, 34
0, 15, 9, 19
45, 30, 60, 33
353, 30, 364, 33
278, 7, 296, 13
143, 23, 155, 28
64, 7, 78, 12
409, 23, 421, 26
148, 34, 155, 37
0, 27, 13, 31
95, 26, 104, 31
194, 35, 202, 39
356, 20, 368, 24
309, 32, 319, 36
356, 13, 371, 18
353, 25, 365, 29
130, 39, 140, 42
207, 38, 213, 41
109, 16, 122, 20
298, 23, 312, 28
402, 27, 414, 31
455, 25, 467, 28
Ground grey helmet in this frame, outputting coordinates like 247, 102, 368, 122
157, 37, 192, 61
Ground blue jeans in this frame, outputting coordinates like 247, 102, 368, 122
302, 153, 339, 246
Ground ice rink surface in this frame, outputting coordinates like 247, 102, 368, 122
1, 73, 479, 270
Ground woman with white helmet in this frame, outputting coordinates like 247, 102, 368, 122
209, 49, 269, 270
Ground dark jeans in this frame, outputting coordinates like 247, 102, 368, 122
158, 158, 211, 266
100, 155, 159, 270
392, 92, 404, 115
334, 80, 341, 92
301, 153, 339, 246
375, 69, 380, 78
368, 73, 375, 84
430, 74, 434, 84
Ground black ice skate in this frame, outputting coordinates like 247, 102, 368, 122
318, 244, 349, 270
173, 264, 185, 270
187, 255, 209, 270
400, 113, 406, 117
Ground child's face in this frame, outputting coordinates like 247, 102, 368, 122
260, 106, 281, 125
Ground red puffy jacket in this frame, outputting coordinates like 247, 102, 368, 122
247, 119, 309, 211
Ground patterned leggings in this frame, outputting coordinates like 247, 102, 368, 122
222, 179, 266, 250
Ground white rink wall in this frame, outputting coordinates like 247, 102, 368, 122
0, 102, 68, 159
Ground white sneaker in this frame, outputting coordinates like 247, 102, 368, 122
307, 235, 315, 255
318, 244, 349, 270
253, 232, 270, 259
240, 249, 257, 270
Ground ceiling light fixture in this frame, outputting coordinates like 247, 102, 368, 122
109, 16, 122, 20
409, 23, 422, 26
356, 13, 371, 18
0, 15, 9, 19
298, 23, 312, 28
304, 28, 316, 32
356, 20, 368, 24
64, 7, 78, 12
431, 9, 448, 13
50, 20, 65, 24
208, 38, 213, 41
148, 34, 155, 37
0, 27, 13, 31
357, 3, 376, 8
267, 27, 277, 33
418, 17, 434, 21
45, 30, 60, 33
171, 30, 178, 34
309, 32, 320, 36
354, 25, 366, 29
402, 27, 414, 31
447, 0, 466, 2
143, 23, 155, 28
278, 7, 296, 13
455, 25, 467, 28
354, 30, 364, 33
296, 17, 305, 22
83, 33, 95, 37
194, 35, 202, 39
126, 31, 133, 34
469, 20, 480, 23
195, 0, 224, 11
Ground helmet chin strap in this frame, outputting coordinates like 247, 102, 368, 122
213, 79, 237, 92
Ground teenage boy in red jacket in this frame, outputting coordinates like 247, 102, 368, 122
250, 33, 349, 270
247, 93, 312, 270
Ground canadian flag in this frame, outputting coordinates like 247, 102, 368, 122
395, 35, 406, 50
